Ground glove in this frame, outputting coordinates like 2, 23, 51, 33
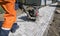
10, 23, 19, 33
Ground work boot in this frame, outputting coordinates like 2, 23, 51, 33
11, 23, 19, 33
0, 28, 10, 36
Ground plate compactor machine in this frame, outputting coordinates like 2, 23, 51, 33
16, 0, 41, 21
25, 5, 39, 21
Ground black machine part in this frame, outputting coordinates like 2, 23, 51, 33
26, 6, 39, 21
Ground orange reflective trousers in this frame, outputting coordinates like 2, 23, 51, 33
0, 0, 16, 30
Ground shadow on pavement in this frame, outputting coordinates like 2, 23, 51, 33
18, 16, 36, 22
18, 16, 29, 21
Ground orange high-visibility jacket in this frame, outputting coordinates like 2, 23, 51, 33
0, 0, 16, 30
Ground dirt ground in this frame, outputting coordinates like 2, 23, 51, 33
48, 12, 60, 36
48, 2, 60, 36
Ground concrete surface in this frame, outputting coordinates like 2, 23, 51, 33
9, 3, 57, 36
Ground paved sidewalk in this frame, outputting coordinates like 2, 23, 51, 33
9, 3, 57, 36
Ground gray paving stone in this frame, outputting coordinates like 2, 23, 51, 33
9, 3, 57, 36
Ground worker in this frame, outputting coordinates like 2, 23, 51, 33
0, 0, 19, 36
